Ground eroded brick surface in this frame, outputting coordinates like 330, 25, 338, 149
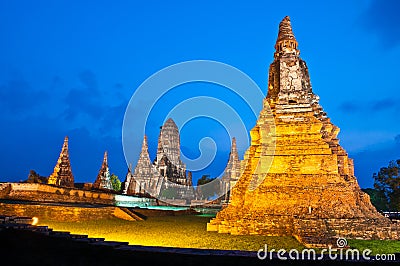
207, 16, 400, 247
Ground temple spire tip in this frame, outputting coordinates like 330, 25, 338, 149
274, 16, 299, 58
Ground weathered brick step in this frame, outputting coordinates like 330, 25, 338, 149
0, 223, 34, 229
31, 226, 50, 233
89, 237, 105, 242
119, 207, 145, 221
70, 234, 88, 239
90, 241, 129, 247
50, 231, 71, 238
0, 215, 33, 224
116, 245, 257, 257
0, 215, 116, 248
74, 237, 105, 243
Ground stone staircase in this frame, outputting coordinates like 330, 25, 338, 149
0, 215, 130, 248
118, 207, 145, 221
293, 217, 338, 248
0, 214, 262, 261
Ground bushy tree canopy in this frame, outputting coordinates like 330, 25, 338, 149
373, 159, 400, 211
110, 173, 121, 192
196, 175, 220, 200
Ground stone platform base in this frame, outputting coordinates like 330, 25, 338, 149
0, 182, 115, 205
0, 202, 141, 222
208, 215, 400, 248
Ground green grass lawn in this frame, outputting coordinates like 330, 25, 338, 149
39, 214, 303, 251
39, 214, 400, 254
348, 239, 400, 255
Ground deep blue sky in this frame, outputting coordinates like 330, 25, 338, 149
1, 0, 399, 188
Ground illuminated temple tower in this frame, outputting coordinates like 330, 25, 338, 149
154, 118, 195, 200
122, 164, 133, 194
124, 135, 164, 196
208, 16, 400, 247
154, 118, 188, 185
93, 151, 113, 190
123, 119, 194, 200
48, 136, 74, 187
220, 138, 242, 204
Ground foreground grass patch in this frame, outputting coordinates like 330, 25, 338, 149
348, 239, 400, 255
39, 215, 400, 254
39, 215, 303, 251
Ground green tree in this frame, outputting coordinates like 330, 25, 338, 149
110, 173, 121, 192
197, 175, 214, 186
373, 159, 400, 211
362, 188, 388, 211
196, 175, 220, 200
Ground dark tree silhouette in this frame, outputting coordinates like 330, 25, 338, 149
196, 175, 220, 200
373, 159, 400, 211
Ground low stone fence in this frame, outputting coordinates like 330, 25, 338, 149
158, 199, 187, 206
0, 183, 157, 208
0, 202, 139, 222
5, 183, 115, 205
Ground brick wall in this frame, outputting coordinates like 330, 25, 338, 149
0, 202, 136, 222
4, 183, 115, 205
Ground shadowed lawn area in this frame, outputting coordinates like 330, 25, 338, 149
39, 214, 304, 251
348, 239, 400, 255
39, 214, 400, 254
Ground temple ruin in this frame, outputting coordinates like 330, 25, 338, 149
220, 138, 242, 204
48, 136, 74, 187
123, 118, 194, 200
155, 118, 189, 186
93, 151, 113, 190
123, 135, 164, 196
207, 16, 400, 247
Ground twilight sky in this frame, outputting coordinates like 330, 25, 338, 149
0, 0, 399, 188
